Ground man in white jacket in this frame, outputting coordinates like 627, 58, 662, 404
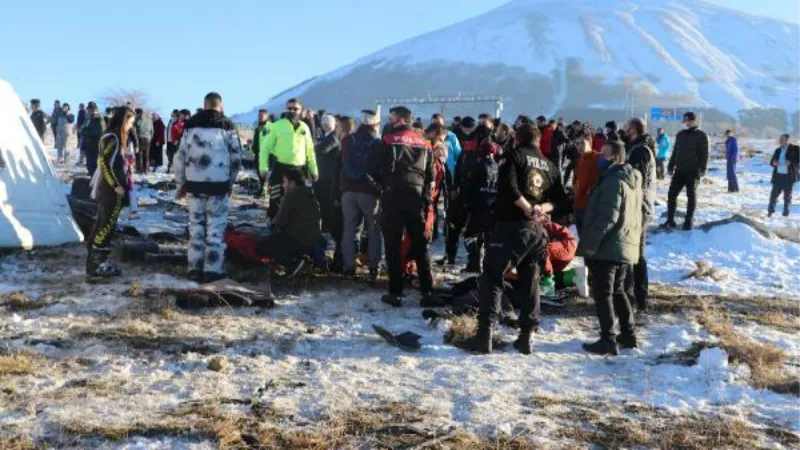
174, 92, 242, 283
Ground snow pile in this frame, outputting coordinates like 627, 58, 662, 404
648, 222, 800, 298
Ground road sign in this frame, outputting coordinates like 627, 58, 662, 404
650, 108, 681, 121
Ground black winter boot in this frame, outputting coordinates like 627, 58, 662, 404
583, 338, 619, 356
460, 321, 493, 354
617, 332, 638, 349
381, 293, 404, 307
513, 327, 534, 355
660, 220, 677, 230
87, 249, 121, 278
682, 218, 693, 231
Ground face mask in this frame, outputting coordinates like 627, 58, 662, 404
682, 122, 690, 130
286, 111, 298, 121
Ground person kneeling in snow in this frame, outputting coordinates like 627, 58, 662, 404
174, 92, 242, 283
577, 141, 643, 356
256, 168, 321, 276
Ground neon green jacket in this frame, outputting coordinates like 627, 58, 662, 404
259, 118, 317, 177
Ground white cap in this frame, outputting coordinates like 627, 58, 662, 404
361, 109, 380, 126
321, 114, 337, 131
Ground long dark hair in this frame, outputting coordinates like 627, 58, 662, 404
105, 106, 135, 146
498, 123, 515, 145
516, 123, 541, 149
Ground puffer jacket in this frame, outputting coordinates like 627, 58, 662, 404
627, 135, 656, 219
577, 163, 643, 265
668, 127, 708, 175
173, 109, 242, 195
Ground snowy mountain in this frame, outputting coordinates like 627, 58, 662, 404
234, 0, 800, 123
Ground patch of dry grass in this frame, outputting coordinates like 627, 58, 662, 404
58, 400, 541, 449
444, 315, 507, 349
682, 260, 726, 282
0, 436, 35, 450
431, 432, 536, 450
549, 398, 764, 450
125, 281, 142, 297
698, 307, 798, 396
1, 292, 52, 311
71, 324, 228, 355
0, 354, 40, 377
763, 426, 800, 448
654, 416, 761, 450
741, 310, 800, 332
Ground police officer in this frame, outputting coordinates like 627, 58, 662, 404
370, 106, 443, 308
463, 122, 566, 355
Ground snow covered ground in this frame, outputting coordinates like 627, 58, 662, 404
0, 138, 798, 449
647, 138, 800, 299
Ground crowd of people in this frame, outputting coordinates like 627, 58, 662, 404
28, 92, 800, 356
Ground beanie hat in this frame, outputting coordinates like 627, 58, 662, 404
361, 109, 380, 125
461, 116, 476, 128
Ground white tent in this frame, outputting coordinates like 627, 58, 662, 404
0, 78, 83, 248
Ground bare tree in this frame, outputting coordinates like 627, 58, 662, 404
98, 88, 152, 110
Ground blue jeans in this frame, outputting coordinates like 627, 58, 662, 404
727, 160, 739, 192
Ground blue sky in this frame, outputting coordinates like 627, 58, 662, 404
1, 0, 798, 116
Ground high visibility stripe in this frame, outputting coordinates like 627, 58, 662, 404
92, 194, 123, 248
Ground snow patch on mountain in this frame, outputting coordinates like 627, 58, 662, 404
234, 0, 799, 123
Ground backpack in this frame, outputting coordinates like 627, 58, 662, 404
343, 134, 378, 182
89, 133, 119, 200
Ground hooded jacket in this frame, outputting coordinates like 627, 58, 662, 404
274, 184, 321, 250
577, 164, 643, 264
668, 126, 709, 175
173, 110, 242, 195
626, 135, 656, 219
